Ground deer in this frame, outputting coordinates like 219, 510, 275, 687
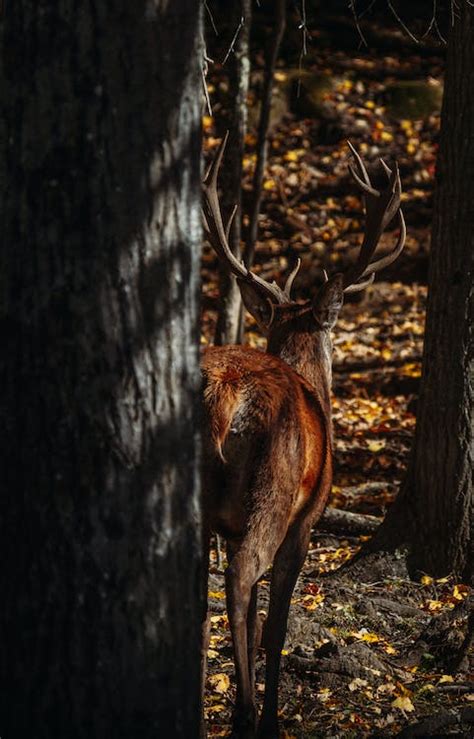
200, 134, 406, 738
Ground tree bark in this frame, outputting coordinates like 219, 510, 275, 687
0, 2, 202, 737
369, 3, 473, 581
213, 0, 252, 346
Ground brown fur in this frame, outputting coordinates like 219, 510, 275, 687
199, 275, 346, 739
201, 327, 334, 737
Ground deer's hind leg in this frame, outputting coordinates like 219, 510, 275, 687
225, 514, 290, 738
227, 543, 260, 699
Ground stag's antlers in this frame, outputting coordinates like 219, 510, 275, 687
343, 141, 406, 293
202, 132, 300, 304
203, 134, 406, 299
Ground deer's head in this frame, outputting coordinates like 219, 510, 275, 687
203, 134, 406, 387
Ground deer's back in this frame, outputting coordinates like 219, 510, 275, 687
201, 345, 330, 539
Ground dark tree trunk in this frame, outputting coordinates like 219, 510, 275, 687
0, 2, 202, 737
213, 0, 251, 346
370, 4, 473, 581
243, 0, 286, 269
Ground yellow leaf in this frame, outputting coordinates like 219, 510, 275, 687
317, 688, 332, 703
427, 599, 444, 611
367, 440, 386, 453
453, 584, 469, 600
207, 649, 219, 659
208, 673, 230, 694
350, 629, 380, 643
203, 115, 213, 130
284, 150, 300, 162
392, 696, 415, 712
263, 179, 276, 191
401, 362, 422, 378
301, 593, 324, 610
274, 71, 287, 82
208, 590, 226, 599
439, 675, 454, 684
421, 575, 433, 586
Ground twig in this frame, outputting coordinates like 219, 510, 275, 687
386, 0, 420, 43
201, 40, 213, 117
349, 0, 368, 48
222, 16, 244, 65
359, 0, 378, 20
422, 0, 447, 44
296, 0, 310, 96
204, 0, 218, 35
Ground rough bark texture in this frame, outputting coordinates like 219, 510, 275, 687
213, 0, 251, 346
371, 4, 473, 581
0, 2, 202, 737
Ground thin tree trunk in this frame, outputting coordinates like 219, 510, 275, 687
214, 0, 252, 346
0, 2, 202, 737
368, 3, 473, 581
243, 0, 286, 270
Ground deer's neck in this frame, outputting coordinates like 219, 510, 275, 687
267, 331, 333, 413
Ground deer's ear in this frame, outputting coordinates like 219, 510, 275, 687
312, 275, 344, 330
237, 280, 275, 333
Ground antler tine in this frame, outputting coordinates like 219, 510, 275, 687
202, 133, 288, 304
283, 258, 301, 299
347, 140, 372, 188
225, 204, 238, 243
347, 164, 379, 197
343, 143, 405, 293
202, 133, 247, 282
357, 208, 406, 280
343, 272, 375, 294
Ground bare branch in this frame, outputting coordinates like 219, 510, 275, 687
222, 15, 245, 65
204, 0, 218, 35
386, 0, 420, 43
349, 0, 368, 48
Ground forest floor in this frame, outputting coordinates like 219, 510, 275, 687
201, 10, 472, 737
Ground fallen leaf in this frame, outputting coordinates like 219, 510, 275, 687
208, 673, 230, 695
392, 696, 415, 712
438, 675, 454, 684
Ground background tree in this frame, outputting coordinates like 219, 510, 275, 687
208, 0, 286, 345
0, 2, 203, 737
369, 1, 473, 581
212, 0, 252, 346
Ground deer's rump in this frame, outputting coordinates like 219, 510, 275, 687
201, 345, 331, 539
